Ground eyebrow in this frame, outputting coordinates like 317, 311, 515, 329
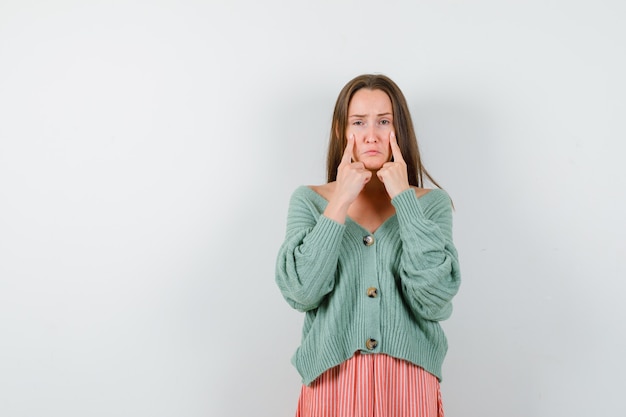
349, 112, 393, 118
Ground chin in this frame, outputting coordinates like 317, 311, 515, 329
364, 162, 385, 171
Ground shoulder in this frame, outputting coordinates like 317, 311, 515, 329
412, 186, 431, 199
308, 182, 335, 202
412, 187, 453, 215
288, 184, 330, 213
410, 187, 449, 202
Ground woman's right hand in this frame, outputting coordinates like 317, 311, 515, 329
324, 134, 371, 223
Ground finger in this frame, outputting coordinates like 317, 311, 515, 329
390, 132, 404, 162
341, 134, 355, 164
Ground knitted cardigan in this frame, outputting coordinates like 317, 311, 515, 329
275, 186, 461, 386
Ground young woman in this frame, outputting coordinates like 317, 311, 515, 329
275, 74, 461, 417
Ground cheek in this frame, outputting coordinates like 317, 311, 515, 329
347, 125, 366, 136
382, 139, 393, 160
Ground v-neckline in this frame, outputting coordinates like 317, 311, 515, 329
302, 186, 398, 235
346, 213, 396, 235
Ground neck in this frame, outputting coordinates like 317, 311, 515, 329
360, 174, 389, 200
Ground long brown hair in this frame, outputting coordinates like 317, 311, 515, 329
326, 74, 442, 190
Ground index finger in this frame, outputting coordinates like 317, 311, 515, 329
390, 132, 404, 162
341, 134, 355, 164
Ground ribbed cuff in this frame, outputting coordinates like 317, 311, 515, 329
391, 188, 425, 224
302, 214, 346, 255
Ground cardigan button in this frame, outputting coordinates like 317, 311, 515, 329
367, 287, 378, 298
365, 338, 378, 350
363, 235, 375, 246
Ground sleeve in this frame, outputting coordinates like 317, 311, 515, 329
275, 188, 346, 312
391, 189, 461, 321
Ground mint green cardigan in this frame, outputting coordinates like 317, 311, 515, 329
275, 186, 461, 386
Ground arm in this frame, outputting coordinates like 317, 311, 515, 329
392, 189, 461, 321
275, 189, 346, 312
276, 136, 369, 312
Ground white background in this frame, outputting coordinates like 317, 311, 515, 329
1, 1, 625, 416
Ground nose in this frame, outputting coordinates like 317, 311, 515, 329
365, 125, 377, 143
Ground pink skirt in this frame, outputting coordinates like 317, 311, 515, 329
296, 352, 444, 417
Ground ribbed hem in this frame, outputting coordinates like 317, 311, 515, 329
293, 314, 448, 385
295, 338, 447, 386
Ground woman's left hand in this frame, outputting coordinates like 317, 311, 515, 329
377, 132, 411, 199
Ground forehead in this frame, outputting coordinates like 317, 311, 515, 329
348, 89, 392, 114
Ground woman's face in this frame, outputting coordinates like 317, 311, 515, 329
346, 88, 394, 170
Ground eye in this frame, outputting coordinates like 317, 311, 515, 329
380, 119, 391, 125
352, 120, 364, 126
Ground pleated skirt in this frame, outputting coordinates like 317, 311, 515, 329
295, 352, 444, 417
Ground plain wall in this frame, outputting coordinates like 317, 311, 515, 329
1, 1, 625, 416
